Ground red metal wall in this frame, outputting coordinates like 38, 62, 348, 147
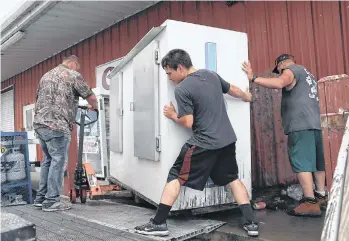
1, 1, 348, 189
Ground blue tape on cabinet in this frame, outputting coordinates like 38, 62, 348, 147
205, 42, 217, 72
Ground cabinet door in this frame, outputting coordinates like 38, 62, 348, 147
110, 73, 123, 153
133, 41, 160, 161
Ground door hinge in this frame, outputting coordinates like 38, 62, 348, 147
117, 108, 123, 116
155, 49, 160, 65
156, 136, 161, 152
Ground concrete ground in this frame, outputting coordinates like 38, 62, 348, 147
29, 171, 325, 241
197, 206, 325, 241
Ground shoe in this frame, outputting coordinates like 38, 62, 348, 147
33, 199, 44, 207
134, 218, 169, 236
42, 201, 71, 212
242, 222, 259, 237
286, 197, 321, 217
314, 192, 328, 210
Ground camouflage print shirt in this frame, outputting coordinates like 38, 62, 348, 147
33, 64, 94, 135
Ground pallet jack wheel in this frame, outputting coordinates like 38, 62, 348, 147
80, 189, 87, 203
70, 189, 76, 203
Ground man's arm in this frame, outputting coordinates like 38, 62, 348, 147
227, 84, 252, 102
216, 72, 252, 102
86, 95, 98, 110
242, 61, 295, 89
73, 73, 98, 109
170, 109, 194, 129
253, 69, 295, 89
163, 88, 194, 129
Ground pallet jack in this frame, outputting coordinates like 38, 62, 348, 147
70, 105, 120, 204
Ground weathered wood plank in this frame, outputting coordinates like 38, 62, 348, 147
339, 152, 349, 241
321, 117, 349, 241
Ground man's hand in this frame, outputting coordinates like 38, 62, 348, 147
163, 102, 177, 120
87, 104, 97, 110
242, 61, 254, 81
87, 95, 98, 110
242, 88, 252, 102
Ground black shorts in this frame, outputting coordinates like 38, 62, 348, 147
167, 142, 239, 191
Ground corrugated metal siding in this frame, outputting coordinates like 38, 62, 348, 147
340, 1, 349, 74
1, 1, 348, 189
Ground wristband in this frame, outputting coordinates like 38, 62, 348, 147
251, 74, 257, 83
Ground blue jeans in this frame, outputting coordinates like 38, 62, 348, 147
35, 127, 71, 203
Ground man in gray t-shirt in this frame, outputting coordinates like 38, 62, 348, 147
135, 49, 259, 237
175, 69, 237, 150
242, 54, 327, 217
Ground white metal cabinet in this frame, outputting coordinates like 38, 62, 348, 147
109, 20, 251, 211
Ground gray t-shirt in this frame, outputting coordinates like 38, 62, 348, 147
174, 69, 237, 150
281, 64, 321, 135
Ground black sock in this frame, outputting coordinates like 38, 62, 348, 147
153, 203, 172, 224
304, 197, 317, 204
239, 204, 256, 224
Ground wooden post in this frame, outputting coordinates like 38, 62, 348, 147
321, 116, 349, 241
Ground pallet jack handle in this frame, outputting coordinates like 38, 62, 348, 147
75, 106, 99, 170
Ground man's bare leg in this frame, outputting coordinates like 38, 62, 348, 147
134, 179, 181, 236
159, 179, 181, 206
314, 171, 326, 192
229, 179, 259, 237
313, 171, 327, 209
297, 172, 315, 198
229, 179, 250, 204
286, 172, 321, 216
147, 179, 182, 225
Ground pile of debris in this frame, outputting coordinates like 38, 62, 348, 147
251, 184, 304, 211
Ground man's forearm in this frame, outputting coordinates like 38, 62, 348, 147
228, 85, 249, 101
254, 77, 283, 89
87, 95, 98, 109
171, 114, 191, 128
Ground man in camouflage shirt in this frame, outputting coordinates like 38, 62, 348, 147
33, 55, 97, 211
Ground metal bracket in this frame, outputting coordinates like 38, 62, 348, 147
154, 49, 160, 65
156, 136, 161, 152
117, 108, 123, 116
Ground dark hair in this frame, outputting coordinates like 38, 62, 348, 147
161, 49, 193, 70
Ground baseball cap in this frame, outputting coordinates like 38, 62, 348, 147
272, 54, 294, 74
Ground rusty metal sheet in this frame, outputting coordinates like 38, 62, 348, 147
320, 75, 349, 189
321, 127, 333, 189
319, 75, 349, 114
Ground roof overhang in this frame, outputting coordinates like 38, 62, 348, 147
0, 0, 158, 81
